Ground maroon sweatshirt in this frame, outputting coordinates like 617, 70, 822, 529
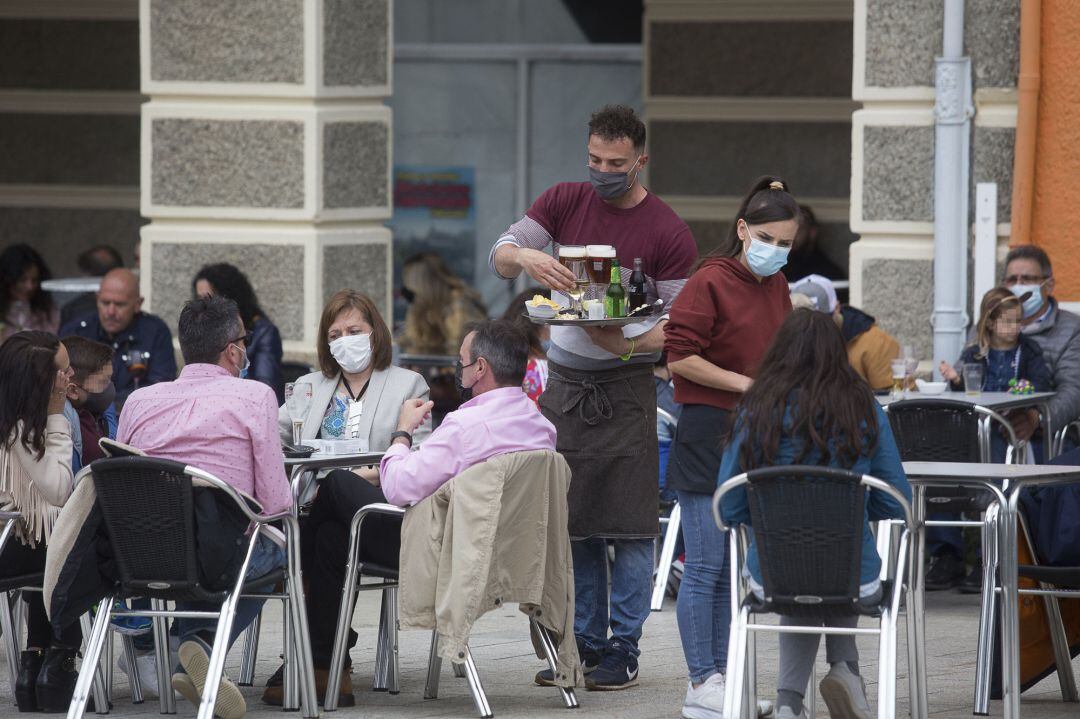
664, 256, 792, 409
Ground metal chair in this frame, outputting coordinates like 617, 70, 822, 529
65, 456, 318, 719
651, 406, 680, 611
713, 465, 921, 719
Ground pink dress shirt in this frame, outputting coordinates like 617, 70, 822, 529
117, 364, 291, 515
380, 386, 557, 507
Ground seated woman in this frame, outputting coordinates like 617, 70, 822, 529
0, 331, 81, 713
717, 309, 911, 719
193, 262, 285, 403
500, 287, 550, 403
265, 289, 430, 707
0, 244, 59, 342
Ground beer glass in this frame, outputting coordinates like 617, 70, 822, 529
962, 364, 984, 396
586, 245, 616, 299
558, 246, 589, 315
890, 359, 906, 401
285, 381, 313, 445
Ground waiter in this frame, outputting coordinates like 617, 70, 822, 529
489, 105, 696, 690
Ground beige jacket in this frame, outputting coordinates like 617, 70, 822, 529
0, 415, 74, 546
398, 450, 582, 688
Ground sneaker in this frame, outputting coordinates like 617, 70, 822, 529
924, 553, 965, 591
109, 602, 153, 636
958, 563, 983, 594
756, 699, 775, 717
535, 639, 601, 686
776, 707, 806, 719
584, 639, 638, 691
819, 663, 871, 719
118, 649, 159, 698
682, 673, 725, 719
176, 639, 246, 719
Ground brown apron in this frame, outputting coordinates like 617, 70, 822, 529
540, 361, 658, 540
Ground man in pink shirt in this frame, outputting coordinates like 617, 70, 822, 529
379, 319, 557, 506
117, 295, 288, 719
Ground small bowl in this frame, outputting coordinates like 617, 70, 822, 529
915, 379, 948, 395
525, 302, 559, 319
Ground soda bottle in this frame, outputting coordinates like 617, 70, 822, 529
605, 260, 626, 318
628, 257, 647, 312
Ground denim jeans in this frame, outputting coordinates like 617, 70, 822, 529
675, 490, 730, 684
175, 534, 285, 649
572, 537, 653, 657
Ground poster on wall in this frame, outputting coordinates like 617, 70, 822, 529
390, 165, 476, 325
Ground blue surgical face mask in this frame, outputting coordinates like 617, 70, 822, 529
1010, 283, 1045, 319
742, 222, 790, 277
232, 343, 250, 379
540, 339, 552, 353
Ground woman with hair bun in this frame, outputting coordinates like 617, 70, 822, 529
663, 176, 800, 719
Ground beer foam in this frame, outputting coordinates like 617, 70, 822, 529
586, 245, 616, 258
558, 246, 586, 258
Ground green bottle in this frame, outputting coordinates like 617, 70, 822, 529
604, 260, 626, 318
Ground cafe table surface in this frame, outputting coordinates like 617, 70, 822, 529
285, 451, 385, 504
900, 460, 1080, 719
880, 390, 1058, 458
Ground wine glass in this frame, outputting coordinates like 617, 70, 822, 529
284, 381, 313, 445
901, 345, 918, 396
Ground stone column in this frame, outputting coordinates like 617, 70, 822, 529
850, 0, 1019, 356
138, 0, 392, 361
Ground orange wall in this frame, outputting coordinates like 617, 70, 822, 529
1030, 0, 1080, 300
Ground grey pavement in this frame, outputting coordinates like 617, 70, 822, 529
3, 588, 1078, 718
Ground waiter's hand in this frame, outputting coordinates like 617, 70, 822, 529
516, 248, 575, 292
583, 326, 632, 356
1007, 407, 1041, 441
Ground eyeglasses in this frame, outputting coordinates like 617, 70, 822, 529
1004, 274, 1047, 285
222, 333, 253, 352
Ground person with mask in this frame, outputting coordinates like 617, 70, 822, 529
262, 289, 430, 707
59, 336, 118, 472
999, 245, 1080, 454
489, 104, 697, 691
116, 296, 289, 719
663, 176, 798, 719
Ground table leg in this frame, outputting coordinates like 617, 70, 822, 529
999, 492, 1022, 719
909, 484, 929, 719
1041, 402, 1056, 460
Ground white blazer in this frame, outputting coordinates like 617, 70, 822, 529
278, 365, 432, 451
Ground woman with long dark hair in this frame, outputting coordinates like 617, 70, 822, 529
0, 244, 58, 342
718, 309, 911, 719
193, 263, 284, 402
0, 331, 83, 712
663, 176, 798, 719
500, 287, 551, 402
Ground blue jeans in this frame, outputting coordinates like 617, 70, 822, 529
572, 537, 653, 657
175, 534, 285, 649
675, 491, 731, 684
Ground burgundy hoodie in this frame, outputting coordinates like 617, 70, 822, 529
663, 256, 791, 409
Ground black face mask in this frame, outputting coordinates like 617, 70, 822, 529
455, 360, 476, 402
78, 381, 116, 416
401, 286, 416, 304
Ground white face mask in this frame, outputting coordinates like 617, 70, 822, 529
329, 333, 373, 374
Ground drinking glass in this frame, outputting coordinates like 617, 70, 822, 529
962, 364, 984, 396
285, 381, 313, 445
557, 246, 589, 316
890, 359, 906, 400
586, 244, 616, 301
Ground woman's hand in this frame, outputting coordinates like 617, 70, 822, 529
939, 361, 959, 383
48, 369, 70, 414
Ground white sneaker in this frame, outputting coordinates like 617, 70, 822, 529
682, 674, 726, 719
119, 649, 160, 698
756, 699, 775, 717
820, 663, 871, 719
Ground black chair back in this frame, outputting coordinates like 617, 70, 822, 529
89, 456, 225, 602
743, 465, 869, 619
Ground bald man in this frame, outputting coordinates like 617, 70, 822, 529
60, 268, 176, 407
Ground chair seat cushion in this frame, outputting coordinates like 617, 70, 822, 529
1018, 565, 1080, 589
0, 573, 44, 594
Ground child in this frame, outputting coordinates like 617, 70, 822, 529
939, 286, 1051, 396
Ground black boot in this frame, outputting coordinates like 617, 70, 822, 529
15, 649, 44, 712
34, 644, 80, 713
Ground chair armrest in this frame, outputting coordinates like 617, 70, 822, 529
0, 511, 23, 522
349, 502, 406, 533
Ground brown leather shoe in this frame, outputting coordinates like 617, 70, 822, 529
262, 668, 354, 707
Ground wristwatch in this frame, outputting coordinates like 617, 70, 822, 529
390, 430, 413, 447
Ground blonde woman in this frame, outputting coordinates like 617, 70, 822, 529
398, 252, 487, 355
